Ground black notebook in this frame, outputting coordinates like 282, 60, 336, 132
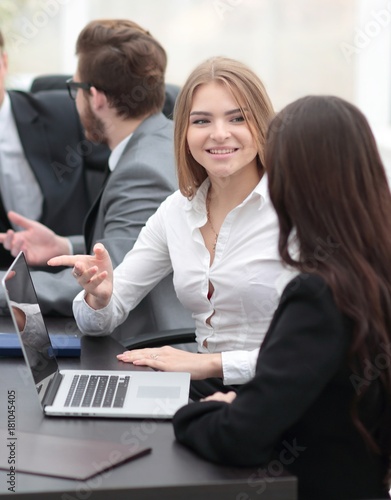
0, 429, 151, 480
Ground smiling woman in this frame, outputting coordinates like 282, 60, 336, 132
187, 81, 259, 187
48, 56, 294, 400
186, 80, 261, 261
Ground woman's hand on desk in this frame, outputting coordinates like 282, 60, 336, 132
47, 243, 114, 310
117, 346, 223, 380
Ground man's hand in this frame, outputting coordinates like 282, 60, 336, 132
0, 211, 71, 265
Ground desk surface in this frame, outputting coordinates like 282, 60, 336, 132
0, 317, 297, 500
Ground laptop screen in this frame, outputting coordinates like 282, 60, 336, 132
2, 252, 58, 398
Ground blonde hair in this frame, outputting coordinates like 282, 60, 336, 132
174, 56, 274, 198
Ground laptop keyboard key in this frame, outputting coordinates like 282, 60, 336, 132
102, 376, 119, 407
81, 375, 99, 407
92, 376, 109, 407
113, 376, 130, 408
65, 375, 79, 407
70, 374, 89, 407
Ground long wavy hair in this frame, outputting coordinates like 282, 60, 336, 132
266, 95, 391, 462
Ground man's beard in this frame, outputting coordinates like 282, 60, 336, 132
81, 99, 108, 145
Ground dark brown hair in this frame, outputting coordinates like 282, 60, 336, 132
0, 29, 4, 51
174, 57, 274, 198
76, 19, 167, 119
266, 95, 391, 460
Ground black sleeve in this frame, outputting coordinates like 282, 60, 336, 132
173, 274, 350, 466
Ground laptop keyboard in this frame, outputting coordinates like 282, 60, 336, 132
64, 374, 131, 408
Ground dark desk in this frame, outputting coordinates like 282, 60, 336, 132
0, 317, 297, 500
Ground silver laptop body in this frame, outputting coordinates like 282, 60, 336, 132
1, 252, 190, 419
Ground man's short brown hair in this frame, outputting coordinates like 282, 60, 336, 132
76, 19, 167, 119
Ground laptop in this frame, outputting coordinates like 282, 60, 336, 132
1, 252, 190, 419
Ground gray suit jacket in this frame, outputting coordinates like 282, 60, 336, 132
0, 113, 194, 342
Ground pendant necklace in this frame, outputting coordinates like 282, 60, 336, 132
206, 189, 219, 252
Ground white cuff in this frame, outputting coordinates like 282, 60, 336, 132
221, 348, 259, 385
72, 290, 113, 336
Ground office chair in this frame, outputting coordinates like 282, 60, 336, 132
30, 75, 180, 120
116, 272, 196, 350
122, 328, 196, 350
162, 83, 180, 119
30, 74, 70, 92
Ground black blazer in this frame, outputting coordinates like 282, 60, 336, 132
0, 90, 109, 267
174, 274, 390, 500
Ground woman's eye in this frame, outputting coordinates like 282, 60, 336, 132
231, 115, 245, 123
192, 119, 209, 125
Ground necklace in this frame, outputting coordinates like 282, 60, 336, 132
206, 188, 219, 252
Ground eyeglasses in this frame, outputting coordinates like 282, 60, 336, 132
66, 78, 94, 100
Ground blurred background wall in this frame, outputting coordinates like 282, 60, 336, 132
1, 0, 390, 174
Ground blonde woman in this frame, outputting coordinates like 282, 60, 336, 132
49, 57, 287, 399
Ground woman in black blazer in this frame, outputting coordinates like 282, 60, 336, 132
173, 95, 391, 500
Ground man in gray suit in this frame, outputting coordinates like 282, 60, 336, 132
0, 19, 194, 342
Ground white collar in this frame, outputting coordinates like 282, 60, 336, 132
108, 132, 133, 171
0, 92, 12, 137
188, 172, 270, 215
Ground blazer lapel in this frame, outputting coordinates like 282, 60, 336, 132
8, 91, 52, 215
84, 166, 111, 253
83, 114, 166, 253
9, 91, 77, 224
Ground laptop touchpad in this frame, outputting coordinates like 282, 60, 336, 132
137, 386, 180, 399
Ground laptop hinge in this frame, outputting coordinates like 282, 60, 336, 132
42, 372, 63, 407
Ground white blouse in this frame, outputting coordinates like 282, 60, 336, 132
73, 174, 291, 384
